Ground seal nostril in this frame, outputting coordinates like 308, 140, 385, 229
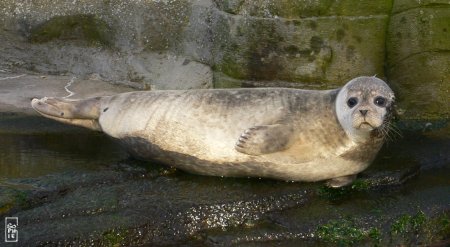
360, 110, 368, 116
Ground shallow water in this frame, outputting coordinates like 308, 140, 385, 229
0, 133, 127, 179
0, 114, 128, 180
0, 115, 448, 246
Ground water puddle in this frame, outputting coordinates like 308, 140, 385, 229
0, 115, 128, 180
0, 133, 127, 180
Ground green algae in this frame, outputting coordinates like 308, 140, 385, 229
102, 229, 128, 246
316, 219, 381, 246
315, 211, 450, 246
390, 211, 450, 245
391, 211, 426, 236
317, 179, 371, 201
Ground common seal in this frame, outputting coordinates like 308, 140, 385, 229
31, 76, 395, 187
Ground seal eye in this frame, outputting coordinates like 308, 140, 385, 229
347, 97, 358, 108
374, 96, 386, 107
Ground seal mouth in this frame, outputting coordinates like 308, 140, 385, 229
358, 122, 374, 130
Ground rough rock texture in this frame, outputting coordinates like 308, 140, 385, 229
387, 1, 450, 120
214, 0, 392, 18
0, 0, 213, 90
211, 0, 391, 84
0, 0, 449, 123
0, 0, 390, 85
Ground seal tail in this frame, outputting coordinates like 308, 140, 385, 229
31, 97, 103, 131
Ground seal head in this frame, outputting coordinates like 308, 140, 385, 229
336, 76, 395, 143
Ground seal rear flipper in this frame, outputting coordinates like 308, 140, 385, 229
31, 97, 102, 131
235, 123, 295, 155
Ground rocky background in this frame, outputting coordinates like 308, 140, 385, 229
0, 0, 448, 124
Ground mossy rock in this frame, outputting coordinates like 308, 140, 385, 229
387, 7, 450, 65
102, 228, 129, 246
392, 0, 450, 13
214, 0, 392, 18
316, 219, 381, 245
388, 52, 450, 120
214, 13, 388, 84
29, 15, 113, 47
390, 211, 450, 246
387, 6, 450, 121
138, 0, 191, 51
213, 72, 243, 88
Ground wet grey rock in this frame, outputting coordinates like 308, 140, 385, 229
1, 165, 312, 245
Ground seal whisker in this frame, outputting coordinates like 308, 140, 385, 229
382, 120, 401, 142
385, 125, 395, 142
389, 123, 402, 138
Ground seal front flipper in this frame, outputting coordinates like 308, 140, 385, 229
235, 123, 295, 155
326, 174, 357, 188
31, 97, 103, 131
